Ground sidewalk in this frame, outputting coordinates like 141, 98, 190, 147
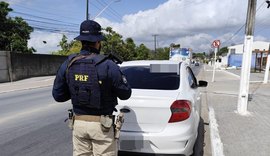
199, 65, 270, 156
0, 76, 55, 94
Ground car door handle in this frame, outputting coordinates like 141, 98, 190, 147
120, 108, 130, 113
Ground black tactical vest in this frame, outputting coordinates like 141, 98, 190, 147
66, 54, 102, 109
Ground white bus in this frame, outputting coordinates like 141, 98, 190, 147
169, 47, 192, 65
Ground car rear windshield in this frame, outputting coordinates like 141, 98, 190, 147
121, 66, 180, 90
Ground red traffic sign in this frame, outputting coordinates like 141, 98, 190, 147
212, 40, 221, 48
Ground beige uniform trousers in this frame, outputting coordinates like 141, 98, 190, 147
73, 120, 117, 156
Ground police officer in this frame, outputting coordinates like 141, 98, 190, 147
52, 20, 132, 156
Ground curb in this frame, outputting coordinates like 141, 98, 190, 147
208, 106, 224, 156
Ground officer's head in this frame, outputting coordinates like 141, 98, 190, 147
74, 20, 104, 53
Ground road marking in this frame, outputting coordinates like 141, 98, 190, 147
205, 69, 222, 72
221, 70, 240, 79
0, 102, 67, 124
205, 68, 241, 79
40, 77, 55, 82
209, 106, 225, 156
0, 85, 52, 94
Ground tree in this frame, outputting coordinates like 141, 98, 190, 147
101, 27, 125, 59
58, 35, 69, 52
123, 38, 136, 61
52, 35, 82, 56
0, 2, 35, 53
193, 52, 206, 60
68, 40, 81, 54
52, 26, 154, 61
150, 47, 169, 60
218, 47, 228, 56
135, 44, 150, 60
55, 34, 72, 55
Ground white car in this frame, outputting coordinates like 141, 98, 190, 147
116, 60, 208, 156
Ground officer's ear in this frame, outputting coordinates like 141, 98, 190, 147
94, 41, 100, 49
96, 41, 102, 51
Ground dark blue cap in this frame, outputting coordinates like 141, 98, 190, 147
74, 20, 104, 42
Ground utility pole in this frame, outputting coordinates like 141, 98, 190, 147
237, 0, 257, 115
263, 44, 270, 84
152, 34, 158, 53
212, 47, 218, 82
263, 55, 270, 84
86, 0, 89, 20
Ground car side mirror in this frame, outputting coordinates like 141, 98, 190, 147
198, 80, 208, 87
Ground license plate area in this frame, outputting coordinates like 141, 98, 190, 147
119, 139, 151, 151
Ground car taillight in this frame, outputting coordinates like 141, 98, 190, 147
168, 100, 191, 123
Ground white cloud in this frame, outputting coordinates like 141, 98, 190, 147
24, 0, 270, 54
28, 31, 74, 54
96, 0, 269, 52
255, 35, 268, 41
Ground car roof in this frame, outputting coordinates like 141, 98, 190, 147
120, 60, 182, 67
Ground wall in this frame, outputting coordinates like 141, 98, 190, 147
0, 51, 67, 82
0, 51, 11, 82
228, 54, 256, 68
221, 56, 228, 67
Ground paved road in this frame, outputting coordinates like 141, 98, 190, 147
0, 87, 73, 156
0, 65, 208, 156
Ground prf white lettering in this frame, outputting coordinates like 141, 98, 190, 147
74, 74, 89, 82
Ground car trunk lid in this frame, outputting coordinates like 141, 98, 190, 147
115, 89, 179, 133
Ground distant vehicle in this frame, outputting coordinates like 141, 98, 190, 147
116, 60, 208, 156
169, 44, 192, 65
195, 62, 200, 66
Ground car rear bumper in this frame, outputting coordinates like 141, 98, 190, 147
118, 118, 198, 156
119, 151, 185, 156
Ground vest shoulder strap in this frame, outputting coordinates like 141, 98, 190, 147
93, 54, 107, 65
65, 53, 94, 79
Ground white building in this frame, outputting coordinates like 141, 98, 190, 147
225, 41, 270, 68
228, 41, 270, 54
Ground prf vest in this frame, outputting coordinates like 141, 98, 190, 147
66, 54, 102, 109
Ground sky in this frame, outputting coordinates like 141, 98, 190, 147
4, 0, 270, 54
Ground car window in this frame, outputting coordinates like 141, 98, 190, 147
121, 66, 180, 90
187, 67, 197, 88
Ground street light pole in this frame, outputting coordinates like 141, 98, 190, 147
237, 0, 257, 115
86, 0, 89, 20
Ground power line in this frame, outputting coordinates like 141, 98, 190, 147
11, 11, 79, 26
9, 17, 79, 35
223, 24, 245, 45
90, 1, 120, 21
94, 0, 122, 21
99, 0, 122, 18
31, 24, 79, 34
10, 16, 79, 28
222, 1, 266, 45
12, 4, 81, 21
